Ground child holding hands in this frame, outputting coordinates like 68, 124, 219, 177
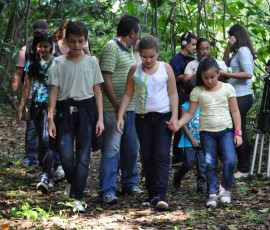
168, 57, 242, 207
117, 35, 178, 210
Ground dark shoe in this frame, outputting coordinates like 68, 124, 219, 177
122, 187, 144, 197
142, 196, 159, 207
156, 196, 169, 210
37, 178, 49, 194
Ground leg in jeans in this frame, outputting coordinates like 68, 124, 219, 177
200, 131, 218, 195
23, 120, 38, 166
174, 147, 196, 183
196, 147, 207, 190
58, 112, 92, 200
136, 114, 155, 197
136, 112, 172, 197
236, 94, 253, 173
218, 129, 236, 190
100, 112, 121, 196
34, 108, 54, 179
120, 111, 139, 192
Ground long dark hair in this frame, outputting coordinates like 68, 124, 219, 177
196, 57, 219, 86
28, 32, 53, 82
228, 24, 256, 59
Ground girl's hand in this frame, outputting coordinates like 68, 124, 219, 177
116, 118, 124, 134
234, 135, 243, 147
48, 119, 57, 138
166, 120, 180, 132
228, 36, 237, 48
96, 120, 104, 137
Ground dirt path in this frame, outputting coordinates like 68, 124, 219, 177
0, 107, 270, 229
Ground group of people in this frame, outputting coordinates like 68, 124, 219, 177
10, 14, 256, 212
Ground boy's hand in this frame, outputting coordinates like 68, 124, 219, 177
48, 119, 57, 138
96, 120, 104, 137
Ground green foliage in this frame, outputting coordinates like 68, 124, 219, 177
10, 202, 48, 221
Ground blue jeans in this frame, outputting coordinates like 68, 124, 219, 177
100, 112, 139, 196
23, 120, 38, 166
33, 106, 54, 179
174, 147, 206, 189
57, 112, 92, 200
200, 128, 236, 195
135, 112, 172, 197
236, 94, 253, 173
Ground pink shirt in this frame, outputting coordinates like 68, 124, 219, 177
16, 45, 26, 67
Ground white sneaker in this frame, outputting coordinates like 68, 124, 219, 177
219, 190, 231, 204
206, 195, 218, 207
63, 183, 71, 197
72, 200, 86, 213
54, 166, 65, 182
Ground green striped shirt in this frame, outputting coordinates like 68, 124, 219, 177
100, 38, 135, 111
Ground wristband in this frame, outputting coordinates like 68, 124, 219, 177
234, 130, 242, 136
10, 95, 18, 100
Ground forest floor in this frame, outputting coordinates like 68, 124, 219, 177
0, 107, 270, 230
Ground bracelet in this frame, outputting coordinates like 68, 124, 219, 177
10, 95, 18, 100
234, 130, 242, 136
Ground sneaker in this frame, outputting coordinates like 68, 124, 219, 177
234, 171, 249, 179
156, 196, 169, 210
37, 178, 49, 194
72, 200, 86, 213
53, 166, 65, 182
206, 195, 218, 207
63, 183, 71, 197
142, 196, 159, 207
123, 187, 144, 197
48, 179, 54, 189
103, 195, 118, 204
219, 189, 231, 204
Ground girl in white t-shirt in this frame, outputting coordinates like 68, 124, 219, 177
117, 35, 178, 210
168, 57, 242, 207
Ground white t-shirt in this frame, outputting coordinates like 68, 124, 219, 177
48, 55, 104, 101
190, 82, 236, 132
184, 58, 228, 75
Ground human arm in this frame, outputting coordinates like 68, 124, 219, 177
48, 85, 59, 138
228, 96, 242, 147
181, 107, 200, 147
11, 67, 24, 110
17, 74, 31, 124
223, 36, 236, 66
167, 100, 198, 132
116, 65, 136, 134
165, 63, 179, 127
220, 70, 252, 79
93, 84, 104, 136
102, 72, 120, 116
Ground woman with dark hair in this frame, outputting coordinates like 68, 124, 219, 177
223, 24, 255, 179
18, 32, 56, 194
53, 19, 90, 56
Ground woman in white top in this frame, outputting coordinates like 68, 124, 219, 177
223, 24, 256, 179
117, 35, 178, 211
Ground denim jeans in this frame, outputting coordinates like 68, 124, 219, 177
100, 111, 139, 196
57, 112, 92, 200
23, 120, 38, 166
200, 128, 236, 195
135, 112, 172, 197
174, 147, 206, 189
33, 107, 54, 179
236, 94, 253, 173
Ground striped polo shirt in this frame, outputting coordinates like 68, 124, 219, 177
99, 37, 136, 111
